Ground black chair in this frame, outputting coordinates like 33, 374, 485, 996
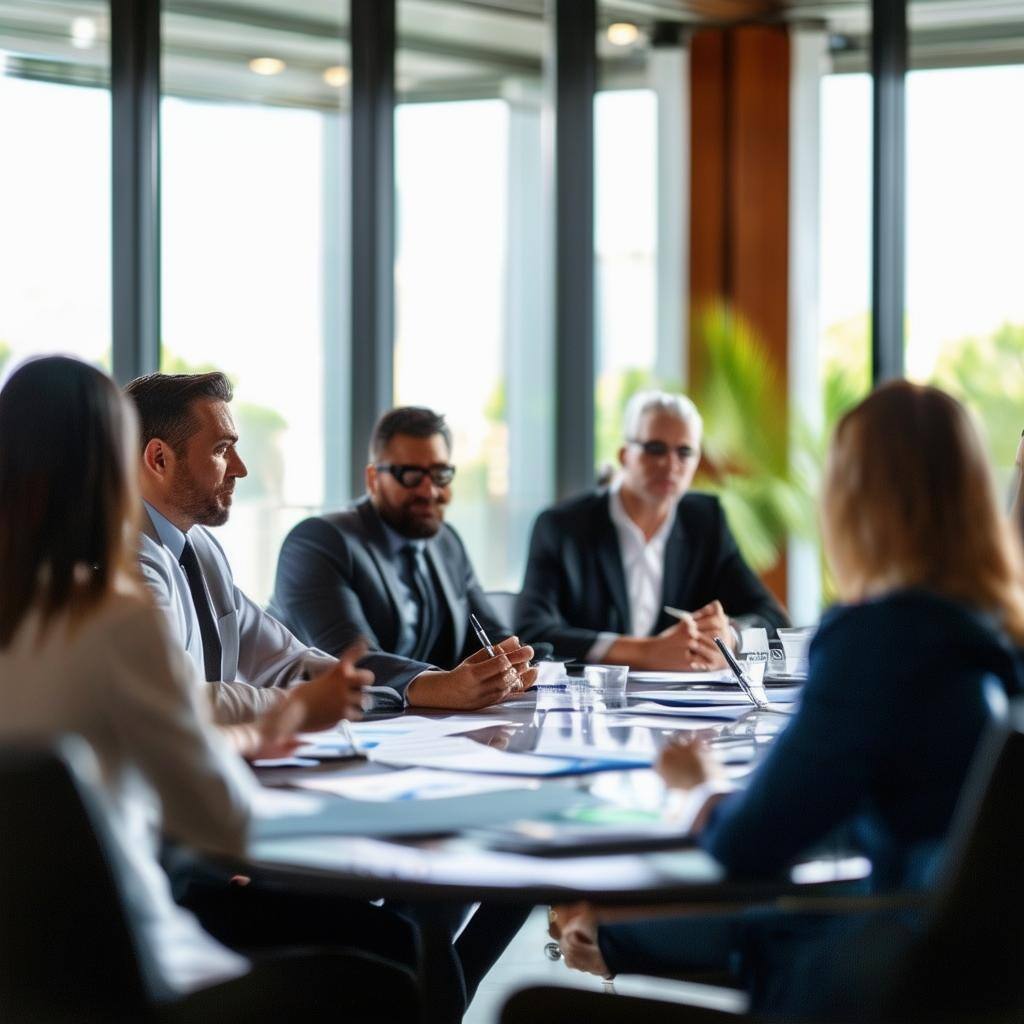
502, 696, 1024, 1024
0, 738, 420, 1024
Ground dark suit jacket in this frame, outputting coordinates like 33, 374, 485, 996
598, 590, 1024, 1018
515, 489, 789, 660
269, 497, 509, 672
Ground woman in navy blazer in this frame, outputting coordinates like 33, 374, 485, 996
552, 381, 1024, 1017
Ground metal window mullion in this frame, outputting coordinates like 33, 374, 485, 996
111, 0, 161, 384
871, 0, 907, 384
549, 0, 596, 499
349, 0, 396, 496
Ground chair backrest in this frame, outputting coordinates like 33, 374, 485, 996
883, 694, 1024, 1020
485, 590, 519, 630
0, 738, 170, 1022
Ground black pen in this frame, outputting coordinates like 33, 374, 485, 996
713, 635, 768, 709
469, 613, 496, 656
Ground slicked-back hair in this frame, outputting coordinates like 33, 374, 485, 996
0, 356, 139, 646
369, 406, 452, 461
124, 371, 233, 455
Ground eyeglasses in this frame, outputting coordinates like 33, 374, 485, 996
375, 463, 457, 488
628, 440, 699, 461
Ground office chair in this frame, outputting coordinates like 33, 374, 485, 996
502, 696, 1024, 1024
0, 738, 420, 1024
0, 737, 169, 1024
485, 589, 519, 628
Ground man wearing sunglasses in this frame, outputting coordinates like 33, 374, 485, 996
271, 406, 535, 710
516, 390, 788, 669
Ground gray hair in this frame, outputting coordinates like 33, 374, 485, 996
622, 390, 703, 442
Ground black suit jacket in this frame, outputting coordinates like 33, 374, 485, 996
269, 497, 509, 671
514, 489, 789, 660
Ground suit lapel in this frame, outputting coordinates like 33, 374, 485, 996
356, 501, 408, 642
594, 495, 632, 635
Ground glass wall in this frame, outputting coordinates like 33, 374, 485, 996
161, 1, 350, 602
0, 1, 110, 382
394, 0, 550, 592
905, 64, 1024, 484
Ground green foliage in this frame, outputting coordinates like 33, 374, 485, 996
484, 379, 506, 426
689, 305, 813, 571
929, 321, 1024, 469
0, 340, 11, 379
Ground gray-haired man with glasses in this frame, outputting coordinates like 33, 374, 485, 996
516, 390, 789, 669
271, 406, 536, 710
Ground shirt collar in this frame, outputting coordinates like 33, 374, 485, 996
144, 501, 188, 561
608, 478, 677, 549
380, 517, 427, 559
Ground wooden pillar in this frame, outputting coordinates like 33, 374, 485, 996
688, 24, 791, 602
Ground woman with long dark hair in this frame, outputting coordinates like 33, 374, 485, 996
0, 356, 415, 1022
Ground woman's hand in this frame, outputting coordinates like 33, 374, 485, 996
657, 737, 720, 791
549, 903, 612, 977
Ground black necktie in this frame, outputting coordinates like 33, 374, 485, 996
179, 537, 223, 682
401, 543, 439, 663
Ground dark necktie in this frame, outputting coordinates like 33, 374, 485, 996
178, 537, 223, 682
401, 543, 439, 663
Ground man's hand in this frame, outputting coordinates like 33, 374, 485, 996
549, 903, 611, 977
690, 600, 733, 666
263, 641, 372, 739
647, 616, 711, 670
407, 636, 535, 710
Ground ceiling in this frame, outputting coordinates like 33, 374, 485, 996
0, 0, 1021, 108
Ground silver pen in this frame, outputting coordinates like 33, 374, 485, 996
469, 612, 496, 656
713, 635, 767, 709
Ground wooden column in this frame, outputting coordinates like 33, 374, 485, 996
688, 24, 791, 602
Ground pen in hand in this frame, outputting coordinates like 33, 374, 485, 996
469, 612, 497, 656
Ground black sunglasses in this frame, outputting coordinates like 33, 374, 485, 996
376, 463, 457, 488
628, 440, 699, 461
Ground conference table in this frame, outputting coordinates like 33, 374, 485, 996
236, 669, 870, 1022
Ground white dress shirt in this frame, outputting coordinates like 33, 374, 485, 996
586, 479, 679, 662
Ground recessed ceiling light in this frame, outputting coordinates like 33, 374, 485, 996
248, 57, 286, 76
323, 65, 350, 88
71, 16, 97, 49
607, 22, 639, 47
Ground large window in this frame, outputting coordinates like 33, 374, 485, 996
817, 71, 872, 434
161, 1, 350, 603
394, 0, 551, 593
594, 88, 660, 473
0, 2, 110, 382
906, 64, 1024, 482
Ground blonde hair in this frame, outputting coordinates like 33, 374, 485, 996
822, 380, 1024, 642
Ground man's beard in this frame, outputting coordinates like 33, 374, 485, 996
170, 464, 232, 528
378, 496, 444, 539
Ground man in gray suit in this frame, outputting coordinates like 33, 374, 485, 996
125, 372, 533, 719
271, 406, 524, 694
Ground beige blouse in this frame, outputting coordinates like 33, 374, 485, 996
0, 591, 256, 993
